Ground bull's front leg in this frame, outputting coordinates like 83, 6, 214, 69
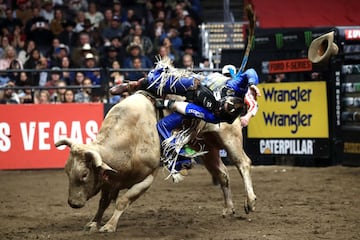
99, 173, 155, 232
84, 188, 113, 232
202, 148, 235, 217
229, 149, 257, 214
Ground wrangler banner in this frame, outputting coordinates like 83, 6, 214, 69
248, 81, 329, 138
0, 104, 103, 169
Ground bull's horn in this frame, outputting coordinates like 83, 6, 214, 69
308, 31, 339, 64
86, 150, 117, 173
55, 138, 74, 148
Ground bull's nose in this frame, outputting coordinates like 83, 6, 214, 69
68, 199, 84, 209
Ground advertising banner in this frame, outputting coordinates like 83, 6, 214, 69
263, 58, 313, 74
0, 103, 103, 169
247, 81, 329, 156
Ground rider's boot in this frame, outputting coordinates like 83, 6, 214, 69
109, 77, 147, 95
168, 155, 192, 183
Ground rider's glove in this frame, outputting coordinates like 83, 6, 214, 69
244, 90, 258, 116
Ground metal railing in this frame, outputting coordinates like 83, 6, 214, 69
0, 67, 222, 103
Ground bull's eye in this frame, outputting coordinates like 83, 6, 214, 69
81, 171, 89, 181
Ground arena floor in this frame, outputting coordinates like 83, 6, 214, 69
0, 165, 359, 240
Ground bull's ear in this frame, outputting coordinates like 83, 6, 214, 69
85, 150, 117, 173
55, 138, 74, 148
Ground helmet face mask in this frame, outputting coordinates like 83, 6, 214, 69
222, 65, 236, 77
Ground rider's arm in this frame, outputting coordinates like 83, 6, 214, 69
242, 68, 259, 86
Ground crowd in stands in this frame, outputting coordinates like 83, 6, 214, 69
0, 0, 207, 104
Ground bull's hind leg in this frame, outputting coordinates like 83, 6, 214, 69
99, 173, 155, 232
202, 148, 235, 217
226, 144, 257, 214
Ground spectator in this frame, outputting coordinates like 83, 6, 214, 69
0, 80, 20, 104
59, 55, 73, 85
128, 24, 153, 56
37, 56, 50, 86
178, 53, 193, 69
112, 0, 126, 21
50, 79, 67, 103
23, 48, 42, 85
46, 37, 61, 61
150, 17, 166, 42
1, 8, 23, 34
159, 37, 180, 65
72, 71, 85, 88
73, 10, 86, 33
24, 6, 42, 36
100, 44, 123, 68
62, 89, 75, 103
0, 71, 9, 86
49, 8, 64, 36
0, 35, 10, 58
44, 66, 62, 95
0, 46, 22, 70
58, 19, 79, 51
9, 24, 26, 51
84, 2, 104, 28
199, 57, 214, 76
168, 2, 188, 29
179, 15, 199, 50
83, 53, 100, 85
127, 56, 147, 81
123, 42, 153, 69
275, 74, 286, 82
18, 84, 34, 103
101, 15, 123, 43
74, 77, 92, 102
7, 59, 22, 84
145, 0, 167, 27
17, 39, 36, 65
15, 71, 30, 87
66, 0, 88, 19
156, 45, 176, 65
26, 17, 54, 55
51, 43, 69, 67
120, 8, 137, 35
109, 60, 125, 84
90, 87, 106, 103
181, 42, 200, 66
179, 0, 203, 25
98, 8, 113, 34
0, 0, 6, 19
160, 26, 182, 52
110, 37, 126, 62
81, 18, 103, 48
40, 0, 54, 24
34, 89, 50, 104
70, 32, 90, 67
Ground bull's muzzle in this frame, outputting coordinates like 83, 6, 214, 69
68, 199, 85, 209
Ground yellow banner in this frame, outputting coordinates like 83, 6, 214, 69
248, 81, 329, 138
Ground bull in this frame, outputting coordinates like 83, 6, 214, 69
55, 92, 256, 233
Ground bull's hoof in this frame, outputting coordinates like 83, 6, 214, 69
222, 207, 236, 217
84, 222, 99, 232
99, 224, 116, 233
244, 197, 256, 214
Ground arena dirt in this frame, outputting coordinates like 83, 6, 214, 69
0, 165, 359, 240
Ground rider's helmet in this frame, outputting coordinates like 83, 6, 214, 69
221, 65, 236, 78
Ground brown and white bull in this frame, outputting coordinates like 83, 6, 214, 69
55, 92, 256, 233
